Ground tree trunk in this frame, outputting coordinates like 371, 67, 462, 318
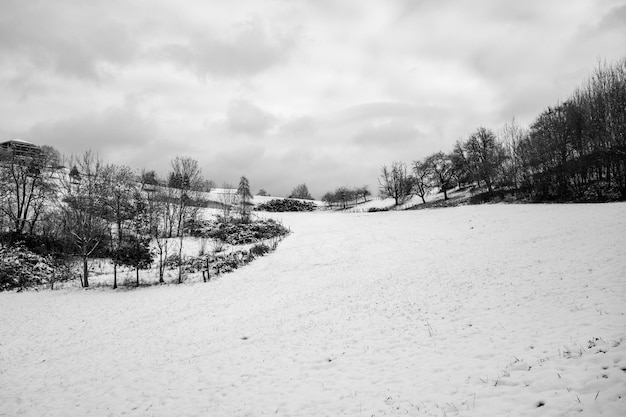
158, 249, 164, 283
113, 263, 118, 289
82, 256, 89, 288
178, 236, 183, 284
136, 268, 140, 287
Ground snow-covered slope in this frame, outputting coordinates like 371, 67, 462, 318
1, 203, 625, 416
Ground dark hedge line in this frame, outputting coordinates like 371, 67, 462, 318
256, 199, 316, 212
186, 218, 289, 245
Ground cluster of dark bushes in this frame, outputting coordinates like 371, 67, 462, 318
256, 199, 316, 212
165, 251, 241, 274
186, 218, 289, 245
367, 207, 389, 213
0, 244, 71, 291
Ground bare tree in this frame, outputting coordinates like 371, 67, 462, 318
321, 191, 336, 208
61, 151, 110, 288
103, 164, 136, 289
141, 177, 169, 284
334, 186, 353, 209
499, 118, 528, 192
356, 186, 371, 203
378, 161, 412, 205
218, 183, 238, 222
197, 178, 216, 192
424, 152, 454, 200
0, 144, 62, 236
289, 183, 313, 200
169, 156, 203, 284
412, 160, 432, 204
464, 127, 506, 194
450, 140, 471, 189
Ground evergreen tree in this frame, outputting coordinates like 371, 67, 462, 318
237, 176, 253, 222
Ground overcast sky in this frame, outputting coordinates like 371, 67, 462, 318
1, 0, 624, 197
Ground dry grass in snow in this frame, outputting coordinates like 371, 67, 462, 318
1, 203, 625, 416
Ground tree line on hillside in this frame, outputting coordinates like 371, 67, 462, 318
321, 186, 371, 209
379, 58, 626, 205
0, 147, 259, 290
255, 184, 314, 200
288, 183, 314, 200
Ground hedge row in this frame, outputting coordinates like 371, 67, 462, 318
187, 218, 289, 245
256, 199, 316, 212
165, 241, 278, 276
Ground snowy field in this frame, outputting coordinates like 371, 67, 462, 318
1, 203, 626, 416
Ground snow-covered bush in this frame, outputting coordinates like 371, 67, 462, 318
188, 218, 289, 245
164, 254, 181, 270
0, 244, 61, 291
256, 199, 315, 212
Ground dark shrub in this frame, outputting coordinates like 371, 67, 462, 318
187, 218, 289, 245
250, 243, 271, 256
0, 244, 66, 291
256, 199, 315, 212
368, 207, 389, 212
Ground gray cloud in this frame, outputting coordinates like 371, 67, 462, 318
333, 102, 445, 125
226, 100, 277, 136
0, 1, 139, 80
574, 3, 626, 49
4, 71, 49, 101
156, 18, 296, 78
278, 116, 320, 137
595, 3, 626, 30
335, 102, 418, 123
353, 122, 423, 148
28, 107, 157, 163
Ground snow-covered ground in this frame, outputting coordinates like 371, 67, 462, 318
1, 203, 625, 416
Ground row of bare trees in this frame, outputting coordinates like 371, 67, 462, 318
379, 57, 626, 204
0, 145, 62, 236
321, 186, 371, 209
517, 59, 626, 200
0, 147, 225, 288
